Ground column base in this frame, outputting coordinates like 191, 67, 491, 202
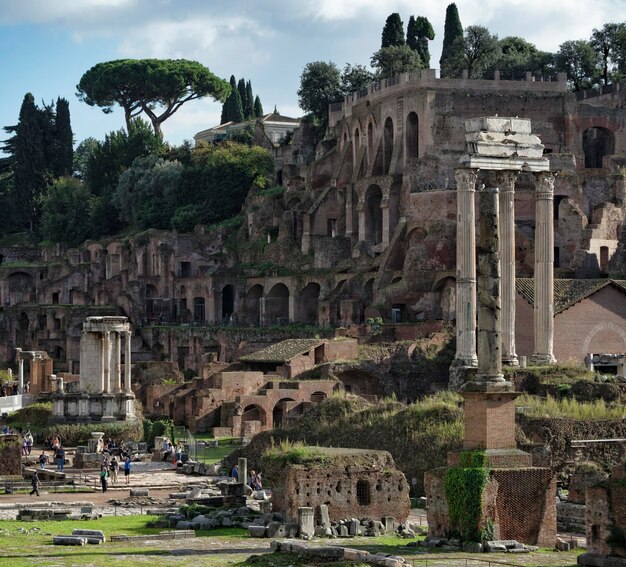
530, 354, 557, 366
461, 379, 515, 393
452, 356, 478, 367
502, 355, 519, 367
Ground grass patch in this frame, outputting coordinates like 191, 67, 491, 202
516, 393, 626, 420
262, 440, 327, 466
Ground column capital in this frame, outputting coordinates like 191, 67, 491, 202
534, 171, 555, 196
455, 168, 478, 191
495, 170, 518, 193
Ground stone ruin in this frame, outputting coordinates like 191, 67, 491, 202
262, 447, 410, 528
51, 316, 136, 423
425, 117, 557, 547
15, 348, 53, 395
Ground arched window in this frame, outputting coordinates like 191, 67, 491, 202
383, 117, 394, 174
406, 112, 418, 159
583, 127, 614, 168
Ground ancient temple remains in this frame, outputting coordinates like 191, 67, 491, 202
51, 316, 135, 422
15, 348, 53, 395
426, 117, 557, 546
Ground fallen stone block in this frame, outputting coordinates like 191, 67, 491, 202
130, 488, 149, 497
71, 529, 105, 543
248, 525, 267, 538
53, 536, 87, 546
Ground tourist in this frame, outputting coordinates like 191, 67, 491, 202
231, 464, 239, 480
55, 445, 65, 471
109, 457, 119, 484
123, 456, 132, 485
38, 451, 48, 469
30, 471, 40, 496
100, 465, 108, 493
25, 430, 33, 455
248, 470, 257, 489
254, 472, 263, 490
21, 435, 28, 456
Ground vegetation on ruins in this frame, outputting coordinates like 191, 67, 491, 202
516, 393, 626, 420
77, 59, 231, 137
297, 61, 342, 124
444, 450, 490, 543
262, 440, 328, 466
446, 25, 500, 79
407, 16, 436, 68
371, 45, 422, 79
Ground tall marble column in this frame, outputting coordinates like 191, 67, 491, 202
477, 186, 505, 382
454, 168, 478, 367
115, 331, 122, 392
17, 356, 24, 395
124, 331, 132, 392
103, 331, 111, 393
497, 171, 519, 366
531, 172, 557, 365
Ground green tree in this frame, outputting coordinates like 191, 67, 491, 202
297, 61, 342, 122
222, 75, 244, 123
340, 63, 374, 95
447, 25, 499, 79
73, 137, 99, 179
76, 59, 230, 137
556, 40, 599, 91
440, 3, 464, 78
371, 45, 422, 79
245, 80, 255, 118
381, 13, 405, 48
254, 95, 264, 118
41, 177, 95, 246
590, 23, 626, 85
414, 16, 435, 68
237, 78, 248, 117
53, 97, 73, 177
113, 154, 183, 230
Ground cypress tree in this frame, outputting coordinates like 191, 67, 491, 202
237, 78, 247, 115
381, 13, 405, 48
254, 95, 264, 118
13, 93, 48, 230
415, 16, 435, 68
221, 75, 238, 123
440, 3, 463, 77
245, 80, 254, 119
407, 16, 418, 52
54, 97, 73, 177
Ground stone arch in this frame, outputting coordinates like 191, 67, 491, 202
310, 391, 327, 403
583, 127, 614, 168
365, 185, 383, 244
383, 117, 394, 174
242, 404, 267, 426
296, 282, 320, 323
336, 369, 382, 399
8, 272, 35, 304
273, 397, 296, 427
406, 112, 419, 159
582, 321, 626, 355
221, 284, 235, 321
266, 283, 290, 324
244, 285, 264, 325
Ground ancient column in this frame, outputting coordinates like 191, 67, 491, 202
531, 172, 557, 365
124, 331, 132, 392
381, 197, 390, 246
17, 355, 24, 395
357, 201, 366, 241
497, 171, 519, 366
476, 186, 505, 382
103, 331, 111, 393
454, 168, 478, 367
115, 330, 122, 392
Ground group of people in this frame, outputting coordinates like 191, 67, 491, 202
20, 431, 33, 455
99, 456, 132, 492
161, 439, 186, 463
230, 465, 262, 490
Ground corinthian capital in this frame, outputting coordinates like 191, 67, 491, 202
455, 168, 478, 191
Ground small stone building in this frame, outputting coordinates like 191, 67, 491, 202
578, 463, 626, 566
262, 447, 410, 523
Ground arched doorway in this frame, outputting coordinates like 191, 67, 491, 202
8, 272, 34, 304
221, 285, 235, 322
272, 398, 296, 427
297, 282, 320, 323
193, 297, 205, 323
145, 284, 158, 320
242, 404, 266, 426
383, 117, 394, 174
406, 112, 418, 159
365, 185, 383, 244
583, 127, 614, 168
266, 283, 290, 324
244, 285, 263, 325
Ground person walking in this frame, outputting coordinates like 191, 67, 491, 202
38, 451, 48, 469
30, 471, 40, 496
123, 457, 132, 485
109, 457, 119, 485
25, 431, 33, 455
55, 446, 65, 471
100, 465, 109, 493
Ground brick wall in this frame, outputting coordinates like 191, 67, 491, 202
462, 394, 517, 450
0, 435, 21, 475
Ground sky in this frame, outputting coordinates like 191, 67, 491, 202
0, 0, 624, 152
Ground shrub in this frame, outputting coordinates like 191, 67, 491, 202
44, 420, 143, 446
7, 402, 52, 430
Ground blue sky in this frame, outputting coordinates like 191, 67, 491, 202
0, 0, 624, 151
